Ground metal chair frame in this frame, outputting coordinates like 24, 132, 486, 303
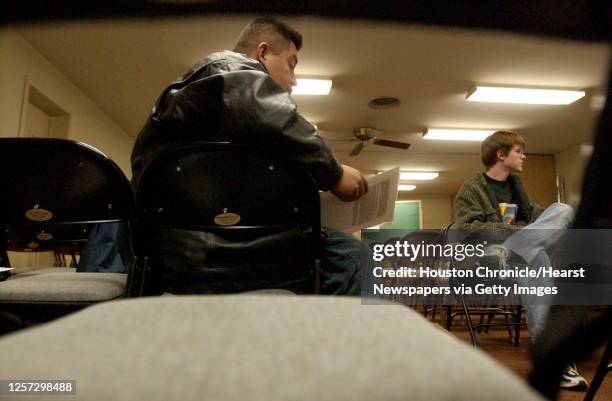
441, 224, 526, 348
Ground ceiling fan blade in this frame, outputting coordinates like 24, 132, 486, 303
373, 138, 411, 150
349, 141, 365, 156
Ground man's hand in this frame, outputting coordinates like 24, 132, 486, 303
330, 164, 368, 202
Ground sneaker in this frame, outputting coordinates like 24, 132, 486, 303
560, 363, 589, 391
479, 244, 510, 269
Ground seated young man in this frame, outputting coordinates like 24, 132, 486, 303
131, 17, 369, 295
454, 131, 588, 391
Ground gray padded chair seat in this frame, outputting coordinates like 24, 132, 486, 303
0, 295, 544, 401
0, 268, 126, 303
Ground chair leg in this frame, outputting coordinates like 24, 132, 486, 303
445, 305, 453, 330
478, 311, 486, 333
69, 243, 78, 267
0, 247, 10, 267
485, 311, 495, 334
460, 293, 478, 348
504, 313, 514, 342
583, 338, 612, 401
125, 256, 139, 297
483, 296, 494, 334
513, 305, 522, 347
138, 256, 149, 296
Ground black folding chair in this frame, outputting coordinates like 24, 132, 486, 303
442, 223, 525, 348
0, 138, 135, 325
134, 142, 321, 295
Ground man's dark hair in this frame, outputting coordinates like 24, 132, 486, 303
481, 130, 526, 168
233, 16, 302, 55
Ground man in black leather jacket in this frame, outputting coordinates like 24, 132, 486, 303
131, 16, 369, 295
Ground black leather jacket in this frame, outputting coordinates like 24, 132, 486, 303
131, 51, 343, 191
131, 51, 340, 294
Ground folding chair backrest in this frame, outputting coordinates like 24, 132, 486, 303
0, 138, 134, 262
135, 142, 321, 294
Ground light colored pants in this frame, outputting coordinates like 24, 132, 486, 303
503, 202, 574, 344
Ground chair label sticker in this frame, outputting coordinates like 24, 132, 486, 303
36, 232, 53, 241
214, 212, 241, 226
25, 208, 53, 221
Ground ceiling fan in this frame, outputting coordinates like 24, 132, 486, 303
349, 127, 411, 156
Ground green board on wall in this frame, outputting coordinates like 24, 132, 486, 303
381, 201, 421, 229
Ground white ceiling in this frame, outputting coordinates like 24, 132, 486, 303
15, 16, 610, 195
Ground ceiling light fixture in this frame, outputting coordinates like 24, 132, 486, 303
292, 78, 332, 95
400, 172, 439, 181
423, 128, 495, 141
467, 86, 585, 105
398, 184, 416, 191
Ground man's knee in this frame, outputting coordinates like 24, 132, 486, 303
548, 202, 574, 222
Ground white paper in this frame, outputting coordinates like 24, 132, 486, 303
0, 267, 14, 272
320, 167, 400, 232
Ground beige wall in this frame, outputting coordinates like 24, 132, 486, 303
518, 154, 558, 208
0, 29, 133, 176
554, 144, 591, 209
397, 193, 453, 229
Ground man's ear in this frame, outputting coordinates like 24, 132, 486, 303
252, 42, 270, 62
496, 149, 506, 161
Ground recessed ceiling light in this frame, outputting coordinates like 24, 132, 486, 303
467, 86, 585, 105
400, 172, 439, 181
423, 128, 495, 141
398, 184, 416, 191
292, 78, 332, 95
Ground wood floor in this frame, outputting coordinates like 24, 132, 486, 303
446, 322, 610, 401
